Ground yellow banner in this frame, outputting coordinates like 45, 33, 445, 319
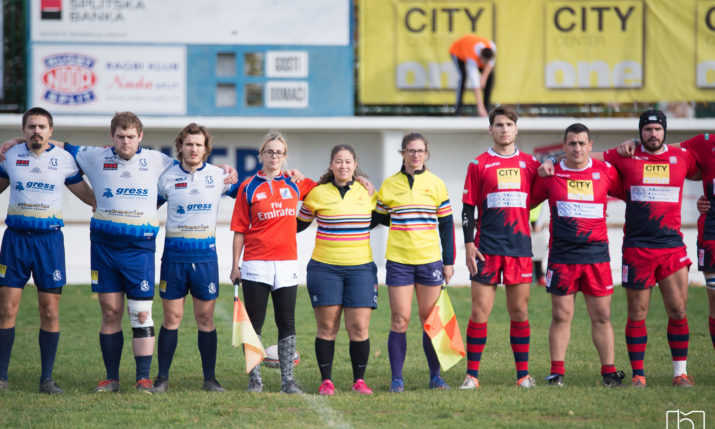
395, 2, 493, 90
359, 0, 714, 105
545, 1, 643, 89
697, 0, 715, 87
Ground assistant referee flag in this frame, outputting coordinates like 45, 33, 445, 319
423, 287, 466, 371
232, 282, 266, 372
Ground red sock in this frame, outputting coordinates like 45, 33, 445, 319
510, 320, 530, 379
466, 320, 487, 378
667, 317, 689, 362
601, 364, 616, 375
625, 318, 647, 377
550, 360, 565, 375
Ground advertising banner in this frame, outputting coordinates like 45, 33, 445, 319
359, 0, 714, 105
544, 1, 643, 89
31, 44, 186, 114
697, 0, 715, 87
28, 0, 353, 116
31, 0, 349, 46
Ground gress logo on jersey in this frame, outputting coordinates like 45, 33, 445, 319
280, 188, 292, 199
0, 264, 6, 278
497, 168, 520, 189
91, 270, 99, 285
567, 180, 594, 201
14, 182, 24, 191
643, 164, 669, 184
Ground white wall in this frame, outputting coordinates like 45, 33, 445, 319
0, 115, 713, 286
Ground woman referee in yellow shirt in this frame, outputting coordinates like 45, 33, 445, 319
376, 132, 456, 393
297, 144, 384, 395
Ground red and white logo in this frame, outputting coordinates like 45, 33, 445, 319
41, 54, 97, 106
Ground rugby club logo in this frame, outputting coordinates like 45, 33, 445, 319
41, 53, 97, 106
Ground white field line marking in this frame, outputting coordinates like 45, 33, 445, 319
216, 295, 349, 427
303, 395, 352, 428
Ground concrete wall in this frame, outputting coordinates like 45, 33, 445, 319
0, 115, 713, 286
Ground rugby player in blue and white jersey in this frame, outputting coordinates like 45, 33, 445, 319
0, 107, 95, 394
150, 123, 238, 393
3, 112, 236, 392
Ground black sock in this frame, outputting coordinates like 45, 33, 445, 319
315, 337, 335, 381
349, 339, 370, 382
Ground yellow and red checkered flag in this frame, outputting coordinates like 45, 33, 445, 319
232, 282, 266, 373
423, 286, 465, 372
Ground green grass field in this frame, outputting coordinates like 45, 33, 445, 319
0, 284, 713, 428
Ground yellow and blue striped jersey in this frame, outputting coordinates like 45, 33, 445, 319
376, 169, 454, 265
298, 181, 378, 266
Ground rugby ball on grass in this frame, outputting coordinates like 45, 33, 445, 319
262, 344, 301, 368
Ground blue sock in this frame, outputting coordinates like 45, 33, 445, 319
388, 331, 406, 379
135, 355, 152, 381
0, 327, 15, 381
39, 329, 60, 381
99, 331, 123, 381
198, 329, 217, 380
157, 326, 178, 378
423, 331, 441, 379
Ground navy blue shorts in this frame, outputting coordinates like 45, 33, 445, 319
0, 228, 65, 290
159, 260, 219, 301
91, 241, 155, 299
306, 259, 378, 308
385, 260, 444, 287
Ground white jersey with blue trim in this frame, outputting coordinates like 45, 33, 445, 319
0, 143, 82, 232
158, 162, 238, 262
65, 144, 175, 249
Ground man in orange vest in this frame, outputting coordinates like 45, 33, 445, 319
449, 35, 496, 117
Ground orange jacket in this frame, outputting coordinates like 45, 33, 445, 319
449, 35, 496, 69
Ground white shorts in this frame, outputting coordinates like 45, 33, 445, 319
240, 260, 299, 291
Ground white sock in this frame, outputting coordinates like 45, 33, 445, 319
673, 360, 687, 377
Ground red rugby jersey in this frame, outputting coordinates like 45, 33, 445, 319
604, 144, 698, 248
230, 172, 316, 261
462, 148, 539, 257
531, 159, 621, 264
680, 133, 715, 241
